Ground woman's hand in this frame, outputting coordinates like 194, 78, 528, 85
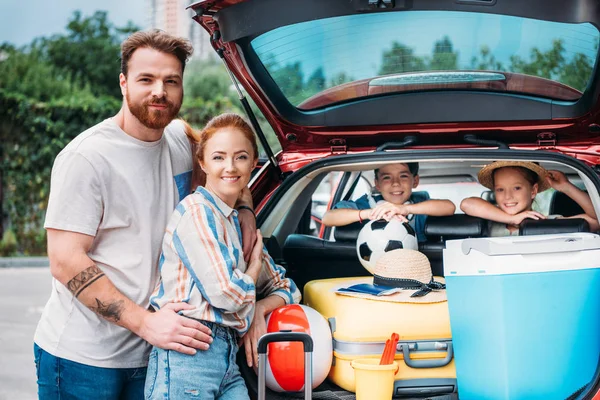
243, 304, 268, 368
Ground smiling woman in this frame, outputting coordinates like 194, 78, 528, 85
197, 114, 260, 207
145, 113, 301, 400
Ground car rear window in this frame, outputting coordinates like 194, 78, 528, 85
251, 10, 599, 109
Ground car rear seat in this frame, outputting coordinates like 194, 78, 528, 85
282, 222, 367, 293
481, 190, 496, 204
283, 215, 489, 292
519, 218, 590, 235
549, 190, 585, 217
422, 215, 487, 276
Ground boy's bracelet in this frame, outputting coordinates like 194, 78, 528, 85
358, 209, 363, 223
237, 205, 257, 220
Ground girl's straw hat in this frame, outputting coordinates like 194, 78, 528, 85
477, 161, 550, 192
339, 249, 447, 304
372, 249, 446, 303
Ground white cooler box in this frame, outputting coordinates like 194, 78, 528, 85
443, 233, 600, 400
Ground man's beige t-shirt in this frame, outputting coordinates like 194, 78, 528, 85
35, 118, 192, 368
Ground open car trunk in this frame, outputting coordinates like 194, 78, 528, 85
251, 149, 600, 399
186, 0, 600, 398
190, 0, 600, 155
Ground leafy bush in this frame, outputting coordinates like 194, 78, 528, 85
1, 89, 120, 255
0, 229, 17, 257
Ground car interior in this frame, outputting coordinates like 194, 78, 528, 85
239, 155, 600, 399
258, 158, 598, 294
188, 1, 600, 396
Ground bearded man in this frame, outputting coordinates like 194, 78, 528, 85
33, 30, 256, 399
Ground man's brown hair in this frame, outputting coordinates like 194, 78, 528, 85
120, 30, 193, 76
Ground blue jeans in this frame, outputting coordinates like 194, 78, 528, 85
34, 343, 147, 400
144, 321, 249, 400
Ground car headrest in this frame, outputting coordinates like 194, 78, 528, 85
425, 215, 487, 240
519, 218, 590, 235
481, 190, 496, 204
549, 190, 585, 217
333, 221, 365, 242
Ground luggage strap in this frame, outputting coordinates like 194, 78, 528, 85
372, 276, 446, 297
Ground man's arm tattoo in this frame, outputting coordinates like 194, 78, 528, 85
90, 298, 125, 323
67, 265, 105, 298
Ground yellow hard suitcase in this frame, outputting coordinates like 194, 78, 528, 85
303, 277, 456, 397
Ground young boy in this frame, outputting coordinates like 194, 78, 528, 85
322, 162, 455, 242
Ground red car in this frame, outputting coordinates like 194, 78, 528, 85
190, 1, 600, 398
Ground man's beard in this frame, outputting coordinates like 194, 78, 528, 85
126, 93, 181, 130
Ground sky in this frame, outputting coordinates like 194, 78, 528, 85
0, 0, 147, 47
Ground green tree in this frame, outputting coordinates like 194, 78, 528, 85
184, 58, 235, 102
470, 45, 504, 71
305, 67, 326, 98
429, 36, 458, 71
559, 53, 593, 92
509, 39, 593, 92
329, 71, 354, 86
269, 61, 304, 104
378, 42, 426, 75
510, 39, 566, 80
468, 39, 592, 92
0, 46, 94, 102
40, 11, 138, 98
0, 90, 121, 255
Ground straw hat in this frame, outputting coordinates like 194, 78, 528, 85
339, 249, 447, 304
477, 161, 550, 192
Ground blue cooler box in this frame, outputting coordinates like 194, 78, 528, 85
443, 233, 600, 400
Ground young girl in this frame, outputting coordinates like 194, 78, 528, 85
145, 113, 301, 399
460, 161, 599, 236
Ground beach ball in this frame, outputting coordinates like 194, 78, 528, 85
263, 304, 333, 392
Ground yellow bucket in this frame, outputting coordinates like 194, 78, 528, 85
351, 359, 398, 400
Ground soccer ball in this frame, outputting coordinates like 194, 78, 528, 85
356, 218, 418, 274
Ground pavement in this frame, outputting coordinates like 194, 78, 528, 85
0, 267, 52, 400
0, 257, 49, 268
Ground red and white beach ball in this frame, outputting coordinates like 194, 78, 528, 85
263, 304, 333, 392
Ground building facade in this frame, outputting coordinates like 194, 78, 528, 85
146, 0, 213, 59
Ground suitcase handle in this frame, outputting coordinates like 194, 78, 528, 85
400, 342, 453, 369
257, 332, 313, 400
257, 331, 314, 353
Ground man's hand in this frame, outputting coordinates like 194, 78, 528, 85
139, 302, 213, 355
238, 209, 257, 263
509, 210, 546, 226
368, 202, 409, 222
242, 304, 268, 368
